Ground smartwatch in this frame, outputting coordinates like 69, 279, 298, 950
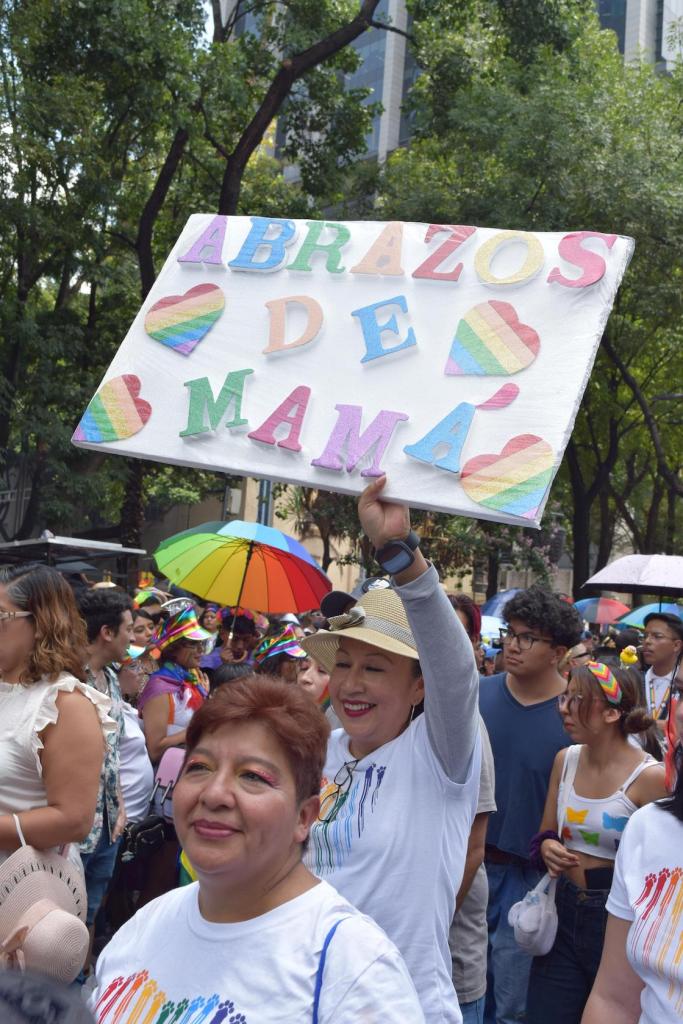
373, 530, 420, 575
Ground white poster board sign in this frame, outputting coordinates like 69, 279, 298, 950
72, 216, 633, 527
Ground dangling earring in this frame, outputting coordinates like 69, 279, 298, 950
407, 704, 415, 726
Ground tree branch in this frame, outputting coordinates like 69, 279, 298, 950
368, 18, 415, 42
602, 333, 683, 496
218, 0, 382, 214
135, 126, 189, 299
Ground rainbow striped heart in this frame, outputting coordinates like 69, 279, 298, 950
144, 283, 225, 356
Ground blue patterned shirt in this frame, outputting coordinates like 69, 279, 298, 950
80, 664, 123, 852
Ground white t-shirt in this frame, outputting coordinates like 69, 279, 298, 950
89, 879, 425, 1024
118, 703, 154, 822
606, 801, 683, 1023
304, 717, 480, 1024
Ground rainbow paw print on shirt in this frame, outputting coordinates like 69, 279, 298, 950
144, 283, 225, 355
94, 973, 246, 1023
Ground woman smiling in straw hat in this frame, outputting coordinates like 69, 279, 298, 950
301, 477, 481, 1024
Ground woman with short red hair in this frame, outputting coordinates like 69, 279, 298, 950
90, 675, 425, 1023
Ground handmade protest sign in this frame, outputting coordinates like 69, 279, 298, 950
72, 216, 634, 527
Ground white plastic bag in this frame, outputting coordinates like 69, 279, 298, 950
507, 873, 558, 956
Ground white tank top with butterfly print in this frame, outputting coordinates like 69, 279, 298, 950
559, 744, 656, 860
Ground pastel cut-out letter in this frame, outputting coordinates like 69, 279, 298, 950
73, 375, 151, 444
177, 215, 227, 265
312, 406, 408, 477
412, 225, 476, 282
144, 283, 225, 356
287, 221, 350, 274
179, 369, 253, 437
248, 386, 311, 452
475, 231, 544, 286
263, 296, 323, 354
445, 300, 540, 376
350, 222, 404, 276
352, 294, 417, 364
460, 434, 554, 520
547, 231, 618, 288
404, 385, 518, 474
228, 217, 297, 273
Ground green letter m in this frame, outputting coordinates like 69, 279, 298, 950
179, 369, 254, 437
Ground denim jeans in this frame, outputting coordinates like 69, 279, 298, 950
461, 995, 485, 1024
526, 875, 609, 1024
484, 860, 542, 1024
80, 827, 121, 929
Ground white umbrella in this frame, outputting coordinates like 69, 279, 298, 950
481, 614, 505, 640
584, 554, 683, 598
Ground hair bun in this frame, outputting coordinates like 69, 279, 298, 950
623, 707, 655, 735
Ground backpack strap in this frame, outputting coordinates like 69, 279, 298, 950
312, 917, 352, 1024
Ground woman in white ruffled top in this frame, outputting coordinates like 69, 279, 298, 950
0, 564, 113, 866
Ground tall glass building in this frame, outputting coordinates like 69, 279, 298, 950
341, 0, 682, 160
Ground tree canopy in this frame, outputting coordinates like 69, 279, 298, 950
0, 0, 680, 595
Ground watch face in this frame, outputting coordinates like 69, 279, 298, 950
377, 542, 413, 575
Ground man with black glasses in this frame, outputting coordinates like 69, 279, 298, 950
479, 586, 582, 1024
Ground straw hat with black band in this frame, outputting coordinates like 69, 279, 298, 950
302, 580, 420, 675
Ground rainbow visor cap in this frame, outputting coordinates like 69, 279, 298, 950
150, 604, 213, 655
253, 625, 306, 665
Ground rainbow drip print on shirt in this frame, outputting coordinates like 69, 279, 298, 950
310, 762, 386, 874
94, 971, 247, 1023
630, 865, 683, 1015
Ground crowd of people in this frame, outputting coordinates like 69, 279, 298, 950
0, 477, 681, 1024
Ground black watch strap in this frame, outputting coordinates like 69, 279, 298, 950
373, 530, 420, 575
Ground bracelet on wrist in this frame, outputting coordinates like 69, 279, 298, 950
529, 829, 561, 870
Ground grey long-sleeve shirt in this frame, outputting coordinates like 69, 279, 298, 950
395, 562, 480, 784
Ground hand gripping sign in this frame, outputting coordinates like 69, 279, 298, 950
72, 216, 633, 527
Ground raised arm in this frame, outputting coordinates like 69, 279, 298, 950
358, 477, 479, 783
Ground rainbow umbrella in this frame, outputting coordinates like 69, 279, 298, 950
154, 521, 331, 614
574, 597, 631, 625
617, 602, 683, 629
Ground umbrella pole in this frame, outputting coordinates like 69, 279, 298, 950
228, 540, 255, 657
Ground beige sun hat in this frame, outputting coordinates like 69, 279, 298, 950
0, 843, 89, 984
301, 582, 418, 674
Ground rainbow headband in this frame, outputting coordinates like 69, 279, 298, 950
586, 661, 622, 705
